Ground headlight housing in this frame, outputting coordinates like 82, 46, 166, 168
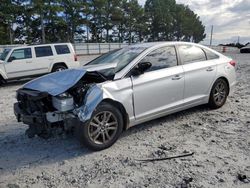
52, 92, 74, 112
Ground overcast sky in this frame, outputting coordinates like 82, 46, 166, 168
138, 0, 250, 45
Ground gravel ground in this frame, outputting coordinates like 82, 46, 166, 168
0, 53, 249, 188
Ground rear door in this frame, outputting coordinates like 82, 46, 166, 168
5, 47, 35, 78
131, 46, 184, 121
178, 45, 217, 103
33, 45, 55, 74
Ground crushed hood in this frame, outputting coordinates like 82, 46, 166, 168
23, 69, 87, 96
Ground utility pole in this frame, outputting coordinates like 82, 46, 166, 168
210, 25, 213, 46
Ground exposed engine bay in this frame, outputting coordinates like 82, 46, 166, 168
14, 70, 109, 138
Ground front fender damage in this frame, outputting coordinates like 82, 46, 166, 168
14, 69, 108, 138
73, 85, 103, 123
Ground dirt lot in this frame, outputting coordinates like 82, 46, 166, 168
0, 53, 249, 188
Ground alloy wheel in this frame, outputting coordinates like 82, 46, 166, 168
88, 111, 118, 145
213, 81, 227, 106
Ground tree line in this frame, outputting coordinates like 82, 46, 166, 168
0, 0, 206, 45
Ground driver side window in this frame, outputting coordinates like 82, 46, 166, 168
141, 46, 177, 72
9, 48, 32, 62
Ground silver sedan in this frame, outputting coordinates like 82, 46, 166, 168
14, 42, 236, 150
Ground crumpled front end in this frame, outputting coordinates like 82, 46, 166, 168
14, 69, 107, 138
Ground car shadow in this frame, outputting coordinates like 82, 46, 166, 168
0, 123, 91, 174
121, 104, 210, 138
1, 79, 32, 87
0, 104, 209, 174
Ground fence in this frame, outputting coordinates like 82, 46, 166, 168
74, 43, 128, 55
0, 43, 240, 55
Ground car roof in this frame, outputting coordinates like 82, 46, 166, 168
5, 43, 73, 51
127, 41, 205, 49
28, 42, 72, 46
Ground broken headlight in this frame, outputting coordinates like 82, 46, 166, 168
52, 93, 74, 112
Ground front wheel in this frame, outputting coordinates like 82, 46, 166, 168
0, 76, 6, 86
78, 102, 123, 151
208, 78, 229, 109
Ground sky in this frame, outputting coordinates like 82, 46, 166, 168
138, 0, 250, 45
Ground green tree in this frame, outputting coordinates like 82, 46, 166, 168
59, 0, 87, 43
174, 4, 206, 42
145, 0, 176, 41
145, 0, 205, 42
0, 0, 23, 44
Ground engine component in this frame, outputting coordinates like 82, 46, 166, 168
52, 93, 74, 112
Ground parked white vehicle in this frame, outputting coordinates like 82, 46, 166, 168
0, 43, 80, 84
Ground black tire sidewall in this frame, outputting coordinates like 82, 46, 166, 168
78, 102, 123, 151
52, 65, 67, 72
209, 79, 229, 109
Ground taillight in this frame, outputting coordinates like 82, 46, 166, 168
229, 60, 236, 67
74, 54, 78, 61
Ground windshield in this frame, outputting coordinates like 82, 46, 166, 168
87, 46, 147, 73
0, 49, 11, 61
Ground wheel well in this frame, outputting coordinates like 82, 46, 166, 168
52, 62, 68, 70
217, 77, 230, 95
101, 99, 129, 131
0, 74, 6, 84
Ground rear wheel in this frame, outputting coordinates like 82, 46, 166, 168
52, 64, 67, 72
208, 78, 229, 109
77, 102, 123, 151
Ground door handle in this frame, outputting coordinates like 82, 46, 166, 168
26, 60, 32, 63
172, 75, 182, 80
48, 58, 54, 60
206, 67, 214, 72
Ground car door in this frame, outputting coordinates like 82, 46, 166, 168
177, 45, 217, 104
4, 47, 34, 78
34, 45, 55, 74
131, 46, 184, 121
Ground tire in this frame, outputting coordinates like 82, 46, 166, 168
52, 64, 67, 72
77, 102, 123, 151
0, 76, 6, 86
208, 78, 229, 109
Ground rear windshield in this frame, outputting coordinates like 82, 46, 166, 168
55, 45, 70, 54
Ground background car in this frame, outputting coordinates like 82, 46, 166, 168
0, 43, 80, 84
240, 43, 250, 53
14, 42, 236, 151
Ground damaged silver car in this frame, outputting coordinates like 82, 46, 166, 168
14, 42, 236, 150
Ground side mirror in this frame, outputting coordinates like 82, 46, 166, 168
8, 57, 16, 62
8, 56, 16, 62
131, 62, 152, 76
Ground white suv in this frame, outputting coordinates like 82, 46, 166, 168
0, 43, 80, 84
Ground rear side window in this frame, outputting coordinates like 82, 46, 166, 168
203, 49, 219, 60
9, 48, 32, 61
178, 45, 206, 64
35, 46, 53, 57
55, 45, 70, 55
141, 46, 177, 72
